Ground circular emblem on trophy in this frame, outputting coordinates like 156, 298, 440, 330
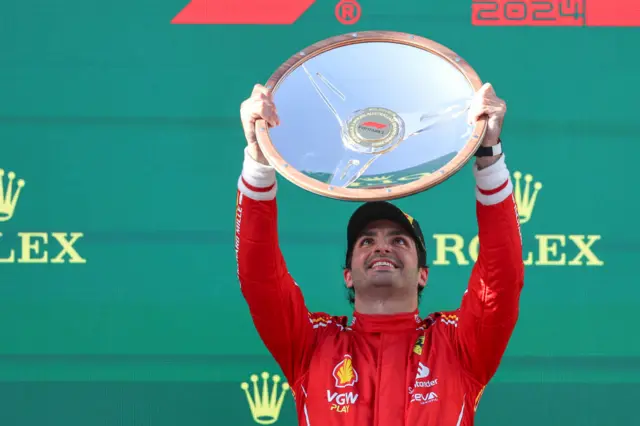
344, 107, 405, 154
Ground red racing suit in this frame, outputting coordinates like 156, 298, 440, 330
235, 147, 524, 426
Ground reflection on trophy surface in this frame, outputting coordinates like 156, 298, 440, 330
255, 31, 487, 201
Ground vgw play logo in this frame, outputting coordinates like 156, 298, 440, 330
171, 0, 361, 25
0, 168, 86, 264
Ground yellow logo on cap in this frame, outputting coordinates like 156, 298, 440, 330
404, 213, 414, 225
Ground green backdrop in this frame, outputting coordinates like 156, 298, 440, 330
0, 0, 636, 424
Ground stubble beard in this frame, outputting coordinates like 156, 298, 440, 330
356, 269, 414, 298
368, 271, 401, 288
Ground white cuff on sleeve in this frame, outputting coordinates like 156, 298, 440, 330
237, 147, 277, 200
241, 146, 276, 187
473, 154, 512, 205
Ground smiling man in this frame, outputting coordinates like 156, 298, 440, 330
343, 203, 429, 314
235, 82, 524, 426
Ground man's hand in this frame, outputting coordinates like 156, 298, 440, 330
240, 84, 280, 165
468, 83, 506, 169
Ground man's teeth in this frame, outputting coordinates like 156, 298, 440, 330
373, 261, 394, 268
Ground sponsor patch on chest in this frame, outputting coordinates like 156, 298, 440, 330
327, 354, 359, 413
327, 390, 358, 413
409, 362, 440, 404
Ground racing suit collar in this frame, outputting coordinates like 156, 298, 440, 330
351, 310, 421, 332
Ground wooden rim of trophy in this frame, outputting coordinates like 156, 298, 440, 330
255, 30, 486, 202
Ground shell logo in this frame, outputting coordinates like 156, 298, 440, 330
333, 355, 358, 388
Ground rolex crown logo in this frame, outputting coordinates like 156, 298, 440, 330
0, 169, 26, 223
513, 171, 542, 224
241, 372, 290, 425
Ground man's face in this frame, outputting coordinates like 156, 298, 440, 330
344, 219, 427, 300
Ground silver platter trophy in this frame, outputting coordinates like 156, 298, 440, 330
255, 31, 486, 201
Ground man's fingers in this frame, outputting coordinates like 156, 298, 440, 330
468, 82, 505, 124
240, 84, 280, 148
241, 98, 279, 131
477, 82, 495, 97
468, 102, 504, 124
468, 99, 488, 124
468, 103, 505, 124
258, 93, 279, 124
251, 83, 271, 98
254, 98, 279, 127
465, 82, 507, 145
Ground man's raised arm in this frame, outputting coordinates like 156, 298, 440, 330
234, 85, 317, 386
445, 83, 525, 387
450, 153, 524, 387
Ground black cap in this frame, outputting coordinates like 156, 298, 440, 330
345, 201, 427, 268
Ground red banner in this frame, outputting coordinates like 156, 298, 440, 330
172, 0, 317, 24
586, 0, 640, 26
472, 0, 640, 26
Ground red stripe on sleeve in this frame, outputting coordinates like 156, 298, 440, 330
241, 177, 275, 193
477, 179, 509, 195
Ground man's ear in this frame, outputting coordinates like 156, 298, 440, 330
418, 267, 429, 288
343, 268, 353, 289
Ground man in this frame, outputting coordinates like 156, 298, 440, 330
235, 82, 524, 426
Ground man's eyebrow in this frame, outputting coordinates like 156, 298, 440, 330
358, 229, 410, 238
